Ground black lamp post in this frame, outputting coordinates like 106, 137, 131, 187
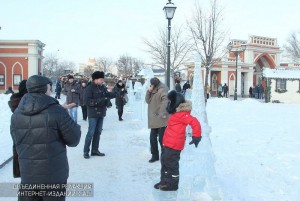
163, 0, 176, 89
227, 41, 247, 100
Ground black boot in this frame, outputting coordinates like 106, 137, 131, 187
83, 153, 90, 159
91, 150, 105, 156
154, 181, 165, 189
159, 177, 179, 191
149, 155, 159, 163
119, 117, 123, 121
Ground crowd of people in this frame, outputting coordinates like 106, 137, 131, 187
7, 73, 203, 200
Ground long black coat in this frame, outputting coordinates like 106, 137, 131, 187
112, 84, 127, 107
10, 93, 81, 184
83, 82, 116, 118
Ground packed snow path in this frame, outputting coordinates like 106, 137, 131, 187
1, 94, 300, 201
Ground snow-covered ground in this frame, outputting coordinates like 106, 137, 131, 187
1, 93, 300, 201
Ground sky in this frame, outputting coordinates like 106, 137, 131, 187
1, 91, 300, 200
0, 0, 299, 67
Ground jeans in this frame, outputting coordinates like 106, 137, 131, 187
68, 107, 78, 123
83, 117, 104, 154
81, 105, 87, 120
117, 105, 124, 119
150, 127, 166, 157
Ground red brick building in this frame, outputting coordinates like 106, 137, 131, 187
186, 35, 286, 97
0, 40, 45, 91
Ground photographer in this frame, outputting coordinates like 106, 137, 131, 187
83, 71, 116, 159
145, 77, 169, 163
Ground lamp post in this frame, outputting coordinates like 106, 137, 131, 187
163, 0, 176, 89
227, 41, 247, 100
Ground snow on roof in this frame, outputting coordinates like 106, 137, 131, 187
262, 68, 300, 80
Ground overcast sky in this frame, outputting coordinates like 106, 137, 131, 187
1, 0, 299, 66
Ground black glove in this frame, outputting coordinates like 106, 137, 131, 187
189, 136, 201, 148
96, 98, 107, 107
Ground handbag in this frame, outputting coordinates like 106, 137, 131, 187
106, 98, 112, 108
123, 94, 128, 104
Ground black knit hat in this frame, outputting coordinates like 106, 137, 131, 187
18, 80, 27, 96
92, 71, 105, 80
68, 75, 74, 79
26, 75, 52, 94
166, 90, 185, 114
150, 77, 160, 87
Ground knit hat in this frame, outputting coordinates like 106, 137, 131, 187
68, 75, 74, 79
18, 80, 28, 96
26, 75, 52, 94
92, 71, 105, 80
150, 77, 160, 87
166, 90, 185, 114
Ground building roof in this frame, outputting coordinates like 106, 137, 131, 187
262, 68, 300, 80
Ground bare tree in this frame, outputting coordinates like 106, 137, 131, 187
283, 31, 300, 63
96, 57, 113, 73
42, 53, 76, 80
187, 0, 227, 103
116, 55, 144, 77
84, 65, 95, 77
142, 25, 193, 73
42, 53, 59, 79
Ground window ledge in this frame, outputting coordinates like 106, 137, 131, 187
275, 89, 287, 93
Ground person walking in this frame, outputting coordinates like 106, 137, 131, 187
206, 84, 210, 99
10, 75, 81, 201
182, 81, 191, 96
218, 84, 223, 98
8, 80, 27, 178
113, 80, 127, 121
64, 75, 81, 123
223, 83, 228, 98
83, 71, 116, 159
249, 86, 253, 98
145, 77, 169, 163
80, 81, 88, 121
154, 90, 201, 191
175, 80, 182, 93
55, 77, 62, 99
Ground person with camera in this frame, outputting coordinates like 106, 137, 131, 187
83, 71, 116, 159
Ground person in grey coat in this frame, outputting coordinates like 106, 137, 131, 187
145, 77, 169, 163
10, 75, 81, 201
64, 75, 81, 123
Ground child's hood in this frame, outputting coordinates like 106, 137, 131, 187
176, 100, 192, 113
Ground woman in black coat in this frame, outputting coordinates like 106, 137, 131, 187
113, 80, 127, 121
8, 80, 27, 178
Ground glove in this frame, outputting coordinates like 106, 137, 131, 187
189, 136, 201, 148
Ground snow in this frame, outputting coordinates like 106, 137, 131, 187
1, 93, 300, 201
263, 67, 300, 79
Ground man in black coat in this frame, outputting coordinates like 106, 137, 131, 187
10, 75, 81, 201
8, 79, 28, 178
83, 71, 116, 159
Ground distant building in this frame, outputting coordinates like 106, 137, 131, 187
184, 35, 300, 98
78, 58, 98, 75
262, 68, 300, 103
0, 40, 45, 91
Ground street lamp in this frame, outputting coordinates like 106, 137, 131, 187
163, 0, 176, 89
227, 41, 247, 100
